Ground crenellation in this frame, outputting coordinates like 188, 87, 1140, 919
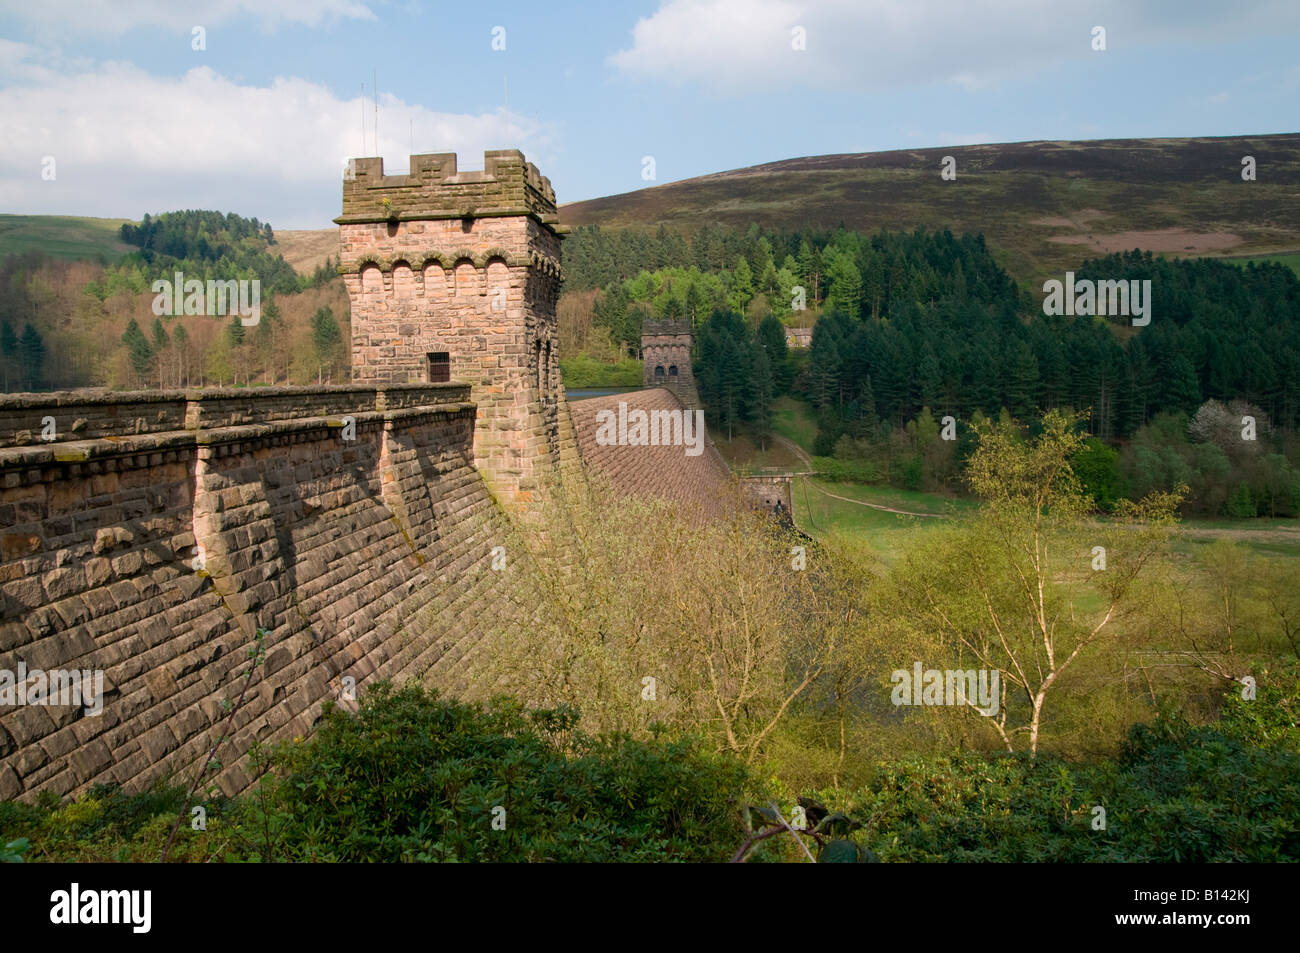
340, 151, 565, 508
339, 150, 557, 226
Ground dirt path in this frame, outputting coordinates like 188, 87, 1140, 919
804, 480, 949, 518
773, 434, 813, 467
1174, 525, 1300, 545
773, 438, 948, 519
778, 431, 1298, 530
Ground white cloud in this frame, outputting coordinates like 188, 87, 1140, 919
0, 50, 557, 225
0, 0, 375, 36
609, 0, 1300, 94
610, 0, 804, 90
1207, 91, 1230, 103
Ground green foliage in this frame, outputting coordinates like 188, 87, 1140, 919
696, 309, 781, 440
1217, 661, 1300, 754
897, 454, 923, 491
1120, 406, 1299, 516
18, 323, 44, 390
121, 318, 153, 381
117, 209, 301, 297
756, 313, 792, 390
247, 683, 751, 862
811, 455, 883, 484
807, 688, 1300, 862
1, 685, 751, 863
0, 781, 235, 862
818, 839, 876, 862
1073, 437, 1121, 510
1227, 481, 1256, 518
310, 306, 343, 374
558, 354, 643, 388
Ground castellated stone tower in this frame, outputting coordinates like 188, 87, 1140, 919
336, 150, 564, 506
641, 319, 699, 408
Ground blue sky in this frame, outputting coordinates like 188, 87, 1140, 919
1, 0, 1297, 228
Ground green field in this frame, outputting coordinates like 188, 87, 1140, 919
0, 214, 133, 262
790, 476, 968, 559
1224, 251, 1300, 277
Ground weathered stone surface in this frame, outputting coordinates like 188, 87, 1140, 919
0, 382, 559, 800
0, 153, 720, 804
337, 151, 564, 510
0, 763, 20, 800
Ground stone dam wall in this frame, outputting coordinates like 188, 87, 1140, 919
0, 385, 562, 801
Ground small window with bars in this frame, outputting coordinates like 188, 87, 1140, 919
428, 352, 450, 383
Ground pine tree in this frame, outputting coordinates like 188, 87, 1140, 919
796, 240, 822, 306
728, 258, 754, 315
122, 318, 153, 386
825, 248, 863, 318
808, 325, 841, 412
756, 313, 790, 393
0, 320, 17, 391
1165, 354, 1202, 416
750, 347, 774, 451
855, 374, 879, 439
173, 324, 189, 387
19, 323, 45, 391
151, 318, 170, 388
312, 306, 343, 381
1004, 338, 1040, 421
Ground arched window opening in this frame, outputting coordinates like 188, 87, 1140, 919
654, 365, 665, 378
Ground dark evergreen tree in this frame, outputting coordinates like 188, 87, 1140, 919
19, 323, 45, 391
121, 319, 153, 385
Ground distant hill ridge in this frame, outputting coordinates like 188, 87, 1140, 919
5, 135, 1297, 285
559, 134, 1300, 282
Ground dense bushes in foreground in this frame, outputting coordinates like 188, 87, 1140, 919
1, 684, 750, 863
2, 673, 1296, 862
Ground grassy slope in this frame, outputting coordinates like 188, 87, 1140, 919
272, 228, 338, 274
1223, 251, 1300, 277
0, 216, 341, 277
773, 395, 818, 454
560, 134, 1300, 285
0, 215, 133, 262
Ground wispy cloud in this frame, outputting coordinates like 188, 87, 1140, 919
0, 49, 556, 224
609, 0, 1300, 95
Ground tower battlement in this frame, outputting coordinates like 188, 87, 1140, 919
337, 150, 558, 226
641, 319, 693, 337
338, 149, 565, 508
641, 320, 698, 408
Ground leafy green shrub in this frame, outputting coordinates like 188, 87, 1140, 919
1227, 480, 1256, 517
1073, 437, 1121, 510
246, 683, 751, 862
897, 454, 923, 491
811, 455, 883, 484
801, 689, 1300, 862
0, 780, 240, 862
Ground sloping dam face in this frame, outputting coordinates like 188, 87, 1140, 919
0, 384, 540, 800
